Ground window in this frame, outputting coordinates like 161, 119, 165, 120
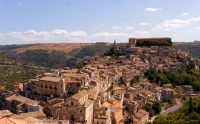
80, 110, 82, 113
71, 101, 74, 105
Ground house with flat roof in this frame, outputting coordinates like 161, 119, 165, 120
134, 109, 149, 124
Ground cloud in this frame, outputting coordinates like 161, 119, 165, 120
111, 26, 122, 29
145, 8, 162, 12
134, 31, 149, 35
139, 22, 151, 26
101, 24, 104, 26
196, 27, 200, 29
186, 31, 193, 33
0, 29, 150, 43
180, 13, 188, 16
92, 32, 128, 38
18, 3, 22, 5
0, 29, 87, 42
152, 17, 200, 31
126, 27, 133, 30
92, 31, 148, 39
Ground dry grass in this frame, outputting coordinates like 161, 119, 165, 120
12, 43, 93, 54
173, 42, 187, 46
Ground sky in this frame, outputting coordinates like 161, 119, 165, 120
0, 0, 200, 45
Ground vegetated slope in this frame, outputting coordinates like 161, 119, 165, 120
144, 67, 200, 91
66, 42, 113, 68
0, 43, 93, 68
0, 56, 49, 91
75, 42, 112, 58
5, 43, 93, 54
0, 44, 35, 50
153, 97, 200, 124
20, 50, 68, 68
175, 43, 200, 59
0, 42, 113, 68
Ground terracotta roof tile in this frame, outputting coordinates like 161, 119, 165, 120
72, 90, 88, 100
40, 77, 61, 83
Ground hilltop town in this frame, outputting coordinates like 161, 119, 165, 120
0, 37, 200, 124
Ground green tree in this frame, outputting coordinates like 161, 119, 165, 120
111, 117, 116, 124
188, 97, 193, 113
149, 109, 154, 117
172, 120, 188, 124
142, 105, 151, 112
187, 61, 195, 72
196, 103, 200, 114
124, 117, 133, 124
152, 101, 161, 114
182, 96, 186, 101
148, 74, 156, 81
153, 116, 170, 124
74, 62, 84, 69
131, 78, 139, 85
187, 111, 200, 120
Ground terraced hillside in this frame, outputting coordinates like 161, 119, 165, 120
174, 42, 200, 59
0, 56, 49, 91
0, 43, 112, 68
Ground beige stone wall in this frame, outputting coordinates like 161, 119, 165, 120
94, 118, 107, 124
35, 81, 63, 96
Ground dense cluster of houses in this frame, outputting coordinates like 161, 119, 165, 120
0, 38, 198, 124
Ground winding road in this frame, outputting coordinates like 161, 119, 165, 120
148, 103, 183, 122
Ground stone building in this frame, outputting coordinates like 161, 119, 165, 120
4, 94, 43, 114
111, 107, 123, 124
63, 73, 90, 94
33, 76, 65, 97
133, 109, 149, 124
122, 69, 134, 87
61, 90, 94, 124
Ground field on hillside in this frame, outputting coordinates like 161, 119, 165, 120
5, 43, 93, 54
0, 42, 112, 68
0, 56, 49, 91
174, 42, 200, 59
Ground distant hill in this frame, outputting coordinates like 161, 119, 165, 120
174, 42, 200, 59
1, 42, 200, 69
0, 43, 113, 68
0, 56, 49, 91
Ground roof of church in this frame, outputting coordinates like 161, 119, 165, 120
72, 90, 88, 100
40, 77, 61, 83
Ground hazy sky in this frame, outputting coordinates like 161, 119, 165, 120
0, 0, 200, 45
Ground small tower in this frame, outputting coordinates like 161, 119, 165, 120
112, 40, 119, 50
60, 76, 66, 97
63, 92, 67, 102
129, 38, 136, 47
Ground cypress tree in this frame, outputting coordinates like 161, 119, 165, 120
188, 97, 193, 113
